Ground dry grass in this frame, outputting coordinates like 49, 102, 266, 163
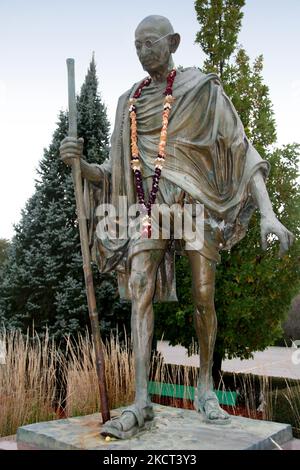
1, 327, 300, 438
64, 331, 135, 417
222, 372, 273, 420
0, 328, 136, 437
284, 381, 300, 435
0, 328, 58, 437
271, 379, 300, 437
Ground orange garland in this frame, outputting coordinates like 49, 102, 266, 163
129, 69, 177, 237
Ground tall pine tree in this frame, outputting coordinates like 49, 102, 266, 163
0, 57, 131, 338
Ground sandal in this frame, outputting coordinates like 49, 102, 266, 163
100, 404, 154, 439
195, 390, 231, 425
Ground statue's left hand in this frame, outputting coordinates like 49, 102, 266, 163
260, 213, 295, 257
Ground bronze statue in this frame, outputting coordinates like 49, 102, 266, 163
60, 15, 294, 439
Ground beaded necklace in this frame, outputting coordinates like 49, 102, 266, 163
129, 69, 176, 238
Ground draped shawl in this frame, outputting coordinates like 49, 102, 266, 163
84, 67, 270, 302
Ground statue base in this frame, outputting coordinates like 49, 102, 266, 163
17, 404, 292, 450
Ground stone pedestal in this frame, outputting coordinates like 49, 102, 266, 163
17, 404, 292, 450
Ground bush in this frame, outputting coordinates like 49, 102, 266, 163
283, 295, 300, 344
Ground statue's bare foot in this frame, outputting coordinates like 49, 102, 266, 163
100, 404, 154, 439
196, 390, 231, 425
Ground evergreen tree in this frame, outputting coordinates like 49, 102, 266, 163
155, 0, 300, 368
0, 58, 130, 338
0, 239, 10, 302
0, 239, 9, 270
0, 115, 70, 331
77, 54, 110, 162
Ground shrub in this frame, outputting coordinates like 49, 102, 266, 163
283, 295, 300, 344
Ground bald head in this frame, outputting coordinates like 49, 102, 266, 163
135, 15, 174, 37
134, 15, 180, 79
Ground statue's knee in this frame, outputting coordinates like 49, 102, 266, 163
130, 271, 153, 303
194, 284, 214, 313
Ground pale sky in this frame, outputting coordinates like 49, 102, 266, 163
0, 0, 299, 240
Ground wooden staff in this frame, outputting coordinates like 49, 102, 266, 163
66, 58, 110, 424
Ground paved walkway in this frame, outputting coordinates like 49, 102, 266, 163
157, 342, 300, 379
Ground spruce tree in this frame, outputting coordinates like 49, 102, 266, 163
0, 58, 130, 338
77, 54, 110, 163
0, 239, 9, 271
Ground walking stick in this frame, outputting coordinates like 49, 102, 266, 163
66, 58, 110, 424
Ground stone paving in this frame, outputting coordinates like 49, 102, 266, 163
0, 435, 17, 450
157, 342, 300, 379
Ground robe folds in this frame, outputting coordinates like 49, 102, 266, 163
84, 67, 270, 302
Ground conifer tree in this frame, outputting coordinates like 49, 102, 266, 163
0, 58, 130, 338
0, 239, 9, 271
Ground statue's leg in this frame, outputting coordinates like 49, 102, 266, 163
101, 248, 165, 439
186, 251, 230, 424
130, 249, 166, 408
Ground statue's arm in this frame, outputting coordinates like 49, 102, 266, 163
79, 159, 103, 183
250, 167, 295, 256
59, 89, 129, 183
59, 136, 111, 184
250, 171, 274, 219
215, 81, 295, 256
80, 156, 112, 183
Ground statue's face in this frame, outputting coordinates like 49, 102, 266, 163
135, 23, 172, 73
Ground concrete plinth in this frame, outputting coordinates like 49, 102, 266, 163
17, 404, 293, 450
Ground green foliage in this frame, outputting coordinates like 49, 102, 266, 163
155, 0, 300, 361
0, 239, 10, 289
195, 0, 245, 77
215, 147, 300, 359
0, 239, 10, 269
154, 256, 194, 349
0, 58, 131, 338
77, 54, 110, 162
223, 50, 277, 155
283, 295, 300, 343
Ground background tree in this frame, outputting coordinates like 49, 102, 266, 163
194, 0, 245, 78
0, 57, 131, 338
0, 239, 10, 270
0, 239, 10, 292
283, 294, 300, 343
155, 0, 300, 375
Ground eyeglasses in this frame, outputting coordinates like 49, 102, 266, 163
135, 33, 171, 50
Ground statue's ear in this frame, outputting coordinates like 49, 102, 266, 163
169, 33, 181, 53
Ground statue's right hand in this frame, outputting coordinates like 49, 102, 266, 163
59, 137, 84, 166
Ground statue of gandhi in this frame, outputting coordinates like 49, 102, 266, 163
60, 15, 294, 439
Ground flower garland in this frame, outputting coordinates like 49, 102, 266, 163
129, 69, 177, 238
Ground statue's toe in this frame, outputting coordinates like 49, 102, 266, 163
196, 390, 231, 425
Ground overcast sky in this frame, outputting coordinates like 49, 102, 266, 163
0, 0, 299, 240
